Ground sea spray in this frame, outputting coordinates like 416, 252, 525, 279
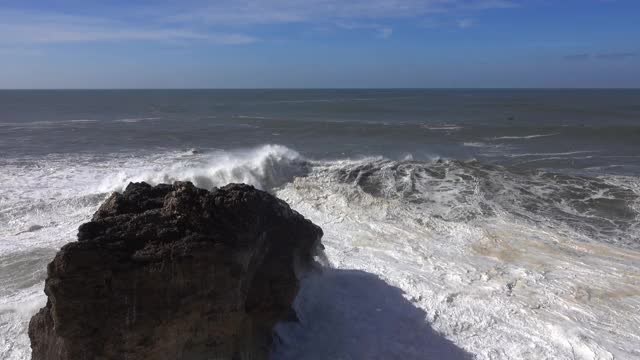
99, 145, 308, 192
1, 145, 639, 360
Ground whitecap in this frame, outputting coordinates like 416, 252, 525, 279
113, 117, 161, 123
491, 133, 559, 140
274, 156, 640, 359
99, 144, 308, 193
2, 146, 639, 360
422, 124, 462, 131
235, 115, 267, 119
507, 150, 598, 158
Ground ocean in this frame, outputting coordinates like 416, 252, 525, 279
1, 89, 639, 359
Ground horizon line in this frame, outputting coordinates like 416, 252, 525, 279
1, 87, 639, 91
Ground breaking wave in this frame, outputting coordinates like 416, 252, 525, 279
100, 144, 309, 193
274, 154, 640, 359
1, 144, 640, 360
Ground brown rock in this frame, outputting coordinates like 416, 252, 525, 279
29, 181, 323, 360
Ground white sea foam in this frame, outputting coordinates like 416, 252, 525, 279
235, 115, 268, 119
463, 142, 487, 147
67, 119, 98, 123
507, 150, 598, 158
463, 142, 507, 150
492, 133, 559, 140
273, 156, 640, 360
98, 144, 306, 192
0, 286, 47, 360
422, 124, 462, 131
0, 145, 309, 360
1, 145, 639, 360
0, 119, 98, 128
113, 117, 161, 123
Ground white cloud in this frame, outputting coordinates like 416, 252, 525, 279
457, 19, 474, 29
168, 0, 517, 25
0, 10, 256, 45
0, 47, 44, 56
335, 21, 395, 38
0, 0, 517, 45
378, 27, 394, 39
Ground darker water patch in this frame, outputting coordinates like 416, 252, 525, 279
273, 269, 472, 360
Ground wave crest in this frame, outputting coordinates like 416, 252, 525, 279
290, 156, 640, 248
101, 144, 309, 193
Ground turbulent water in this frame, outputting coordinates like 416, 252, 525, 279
1, 90, 639, 359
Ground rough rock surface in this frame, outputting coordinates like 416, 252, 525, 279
29, 181, 323, 360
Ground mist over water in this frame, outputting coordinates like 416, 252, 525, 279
1, 90, 639, 359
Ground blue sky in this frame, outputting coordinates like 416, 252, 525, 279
0, 0, 638, 88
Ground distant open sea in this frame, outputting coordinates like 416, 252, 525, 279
1, 89, 639, 359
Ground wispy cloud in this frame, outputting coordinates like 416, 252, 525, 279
457, 19, 474, 29
0, 0, 517, 45
167, 0, 516, 26
335, 21, 394, 39
378, 27, 394, 39
564, 53, 591, 61
0, 47, 44, 56
564, 52, 637, 61
596, 52, 637, 60
0, 10, 256, 45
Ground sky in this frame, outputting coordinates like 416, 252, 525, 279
0, 0, 638, 88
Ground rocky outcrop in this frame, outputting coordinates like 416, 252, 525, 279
29, 182, 323, 360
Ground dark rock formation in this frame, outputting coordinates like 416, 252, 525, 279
29, 182, 323, 360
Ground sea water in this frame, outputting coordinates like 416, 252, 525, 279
1, 89, 639, 359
